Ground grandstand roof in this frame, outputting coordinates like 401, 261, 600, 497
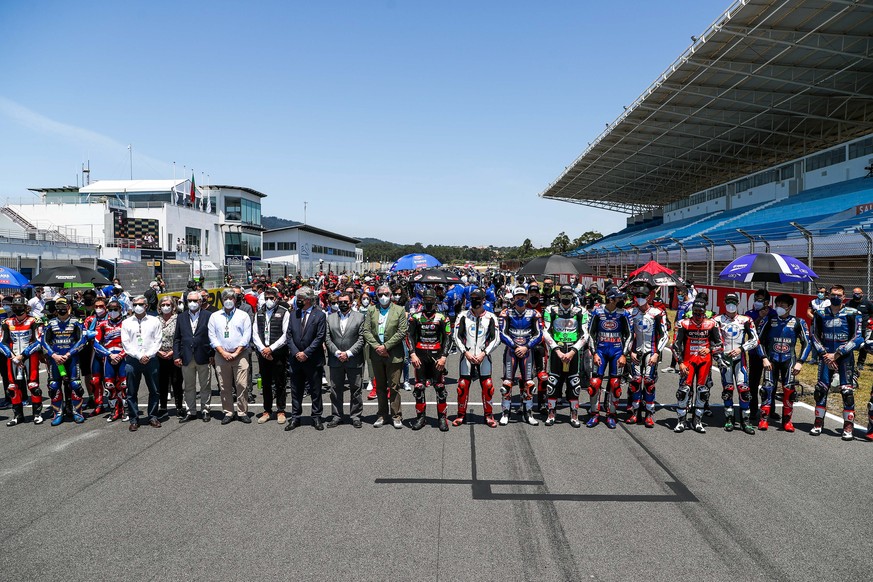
540, 0, 873, 214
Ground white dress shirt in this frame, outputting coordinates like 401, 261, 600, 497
333, 310, 355, 358
121, 313, 163, 360
252, 307, 290, 352
208, 308, 252, 352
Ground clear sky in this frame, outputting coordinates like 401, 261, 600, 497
0, 0, 728, 247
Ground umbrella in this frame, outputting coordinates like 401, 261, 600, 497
390, 253, 442, 271
410, 269, 461, 285
30, 265, 113, 287
517, 254, 592, 276
0, 266, 30, 288
719, 253, 817, 283
624, 271, 684, 289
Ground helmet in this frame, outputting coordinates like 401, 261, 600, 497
421, 289, 437, 302
469, 288, 485, 302
11, 296, 26, 307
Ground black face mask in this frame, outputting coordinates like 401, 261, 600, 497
84, 297, 95, 306
338, 302, 350, 313
470, 299, 484, 308
12, 306, 25, 316
56, 308, 69, 316
543, 286, 553, 295
560, 299, 572, 307
528, 296, 539, 306
423, 302, 436, 313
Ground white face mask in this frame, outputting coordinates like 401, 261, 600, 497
188, 302, 200, 312
775, 307, 788, 317
725, 304, 738, 313
753, 301, 764, 310
378, 295, 391, 307
361, 297, 370, 306
133, 305, 146, 315
265, 299, 276, 310
108, 310, 120, 319
95, 307, 106, 316
635, 297, 647, 307
160, 305, 173, 314
223, 299, 236, 310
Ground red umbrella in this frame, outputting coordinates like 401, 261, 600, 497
627, 260, 676, 279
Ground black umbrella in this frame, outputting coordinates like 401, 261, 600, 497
517, 254, 592, 276
30, 265, 113, 287
410, 269, 462, 285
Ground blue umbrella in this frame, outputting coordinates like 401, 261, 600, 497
390, 253, 442, 271
719, 253, 817, 283
0, 266, 29, 288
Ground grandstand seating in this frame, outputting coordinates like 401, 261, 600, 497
578, 177, 873, 253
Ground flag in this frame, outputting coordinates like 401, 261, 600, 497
206, 191, 212, 213
189, 173, 196, 205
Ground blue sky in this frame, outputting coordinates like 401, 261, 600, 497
0, 0, 728, 247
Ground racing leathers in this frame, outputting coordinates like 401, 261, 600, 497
406, 309, 452, 430
83, 310, 109, 414
498, 305, 544, 423
758, 314, 810, 432
713, 312, 761, 433
627, 305, 668, 427
809, 306, 863, 438
672, 316, 722, 431
453, 308, 501, 426
587, 306, 632, 428
92, 316, 128, 422
0, 315, 43, 425
542, 304, 589, 427
41, 315, 87, 424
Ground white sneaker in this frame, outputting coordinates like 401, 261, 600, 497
33, 414, 44, 425
499, 411, 510, 426
661, 367, 674, 373
524, 411, 539, 426
373, 417, 385, 428
403, 381, 413, 392
392, 418, 403, 429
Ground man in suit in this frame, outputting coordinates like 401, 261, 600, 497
285, 286, 327, 431
325, 292, 365, 428
174, 291, 215, 422
363, 284, 408, 429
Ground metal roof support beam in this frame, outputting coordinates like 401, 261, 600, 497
718, 24, 873, 64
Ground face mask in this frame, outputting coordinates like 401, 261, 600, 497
108, 310, 121, 318
753, 301, 764, 310
95, 307, 106, 316
818, 292, 825, 299
853, 293, 862, 300
177, 303, 184, 313
830, 295, 842, 305
515, 299, 527, 309
188, 302, 200, 312
528, 296, 540, 306
423, 302, 436, 313
392, 294, 401, 302
379, 295, 391, 307
338, 301, 350, 313
635, 297, 647, 307
561, 298, 573, 307
725, 304, 738, 313
160, 305, 173, 314
775, 307, 788, 317
471, 299, 484, 308
543, 286, 552, 295
133, 305, 146, 315
361, 297, 370, 307
57, 308, 69, 316
265, 299, 276, 310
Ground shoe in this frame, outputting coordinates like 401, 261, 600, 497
758, 418, 769, 431
33, 414, 44, 425
326, 417, 342, 428
6, 415, 24, 427
544, 411, 556, 426
176, 408, 186, 419
276, 412, 287, 424
352, 418, 362, 429
864, 429, 873, 442
810, 425, 822, 436
724, 418, 734, 432
452, 415, 466, 427
73, 413, 85, 424
485, 415, 498, 428
373, 417, 385, 428
128, 422, 138, 432
783, 420, 795, 432
661, 367, 675, 373
499, 411, 510, 426
202, 411, 211, 422
247, 394, 256, 404
313, 417, 324, 430
285, 418, 301, 431
237, 414, 251, 424
842, 423, 853, 441
221, 415, 235, 425
51, 414, 63, 427
741, 421, 755, 435
692, 418, 706, 433
626, 413, 638, 425
403, 381, 413, 392
148, 418, 162, 428
523, 410, 539, 426
179, 414, 197, 423
438, 415, 449, 432
644, 415, 654, 428
569, 415, 581, 428
157, 409, 167, 419
606, 416, 617, 429
411, 414, 427, 430
107, 407, 122, 423
674, 419, 687, 433
367, 383, 377, 400
393, 418, 403, 429
586, 415, 600, 428
257, 411, 272, 424
92, 405, 105, 417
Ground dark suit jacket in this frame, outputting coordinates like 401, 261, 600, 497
173, 310, 215, 366
287, 306, 327, 368
325, 310, 365, 368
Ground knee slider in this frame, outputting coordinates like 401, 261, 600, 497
48, 380, 61, 393
457, 378, 471, 391
537, 370, 548, 382
738, 385, 751, 403
588, 376, 602, 397
643, 378, 656, 393
481, 377, 493, 391
569, 375, 582, 397
841, 386, 855, 408
698, 389, 710, 403
814, 382, 828, 402
607, 377, 621, 397
676, 386, 689, 402
70, 379, 83, 395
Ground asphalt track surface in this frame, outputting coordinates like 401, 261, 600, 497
1, 350, 871, 581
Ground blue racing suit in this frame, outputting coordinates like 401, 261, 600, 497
588, 306, 632, 418
758, 314, 810, 428
41, 316, 87, 420
498, 306, 543, 413
809, 306, 863, 432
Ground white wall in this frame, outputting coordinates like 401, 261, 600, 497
803, 155, 872, 190
8, 203, 107, 244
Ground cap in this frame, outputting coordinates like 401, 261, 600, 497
724, 293, 740, 304
55, 297, 69, 306
512, 286, 527, 296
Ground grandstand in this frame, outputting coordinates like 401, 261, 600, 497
541, 0, 873, 293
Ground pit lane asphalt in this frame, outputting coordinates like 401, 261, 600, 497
0, 350, 870, 581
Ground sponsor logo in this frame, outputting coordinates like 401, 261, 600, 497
55, 275, 77, 280
601, 320, 618, 331
730, 264, 747, 271
774, 343, 790, 353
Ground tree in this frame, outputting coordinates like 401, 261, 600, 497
520, 238, 534, 254
572, 230, 603, 249
551, 232, 571, 253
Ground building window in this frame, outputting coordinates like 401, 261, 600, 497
225, 197, 241, 221
806, 147, 846, 171
264, 242, 275, 251
849, 137, 873, 160
185, 227, 201, 251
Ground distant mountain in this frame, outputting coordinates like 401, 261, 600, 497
262, 215, 303, 230
357, 236, 400, 246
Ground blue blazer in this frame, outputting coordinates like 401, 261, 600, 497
287, 306, 326, 368
173, 311, 215, 366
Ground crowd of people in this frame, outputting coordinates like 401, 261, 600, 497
1, 269, 871, 441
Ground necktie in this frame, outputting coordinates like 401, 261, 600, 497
302, 311, 309, 333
